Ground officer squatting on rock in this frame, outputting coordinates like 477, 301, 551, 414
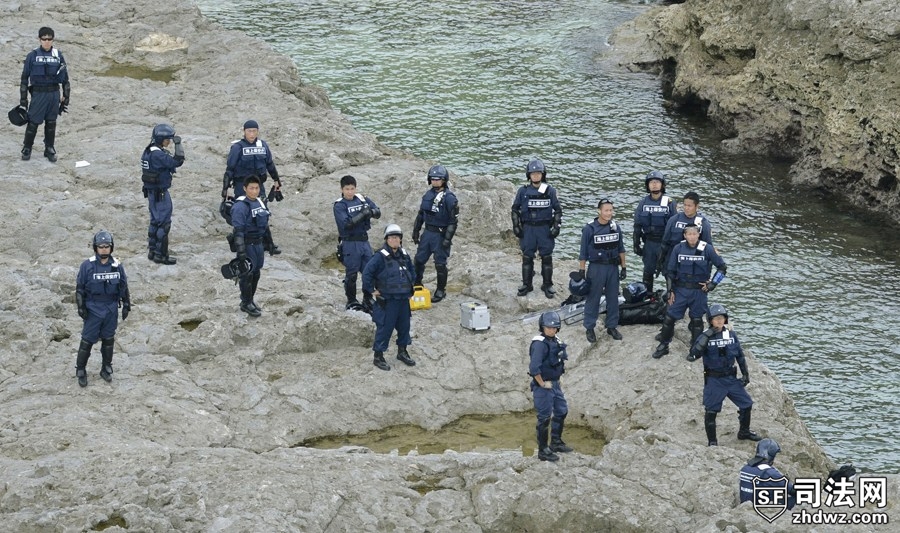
74, 231, 130, 388
140, 124, 185, 265
363, 224, 417, 371
412, 165, 459, 303
578, 198, 626, 344
19, 26, 70, 163
529, 311, 573, 462
652, 223, 726, 359
223, 120, 283, 256
739, 438, 796, 509
632, 170, 676, 293
230, 176, 270, 317
686, 303, 762, 445
333, 175, 381, 312
512, 158, 563, 299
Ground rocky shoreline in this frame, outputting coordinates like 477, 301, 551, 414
0, 0, 895, 531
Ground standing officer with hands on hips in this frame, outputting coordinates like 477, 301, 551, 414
529, 311, 573, 462
633, 170, 676, 292
75, 231, 130, 387
223, 120, 282, 255
578, 198, 626, 344
334, 174, 381, 311
19, 26, 70, 162
363, 224, 417, 371
141, 124, 185, 265
512, 158, 563, 298
412, 165, 459, 303
231, 176, 270, 317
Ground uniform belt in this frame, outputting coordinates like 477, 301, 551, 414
244, 237, 263, 245
524, 220, 551, 226
234, 175, 266, 182
31, 85, 59, 92
705, 367, 736, 378
590, 259, 618, 265
644, 235, 663, 242
425, 224, 446, 233
342, 234, 368, 242
675, 281, 702, 289
90, 296, 119, 303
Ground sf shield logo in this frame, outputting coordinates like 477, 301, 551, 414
752, 476, 789, 523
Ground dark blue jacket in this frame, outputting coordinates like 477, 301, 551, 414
579, 219, 625, 264
739, 462, 796, 509
419, 188, 459, 228
362, 245, 415, 299
665, 240, 725, 284
22, 47, 68, 88
231, 196, 270, 239
141, 145, 183, 190
690, 327, 749, 376
226, 138, 278, 182
528, 335, 568, 382
633, 194, 676, 242
512, 183, 562, 224
76, 256, 128, 313
661, 211, 714, 251
334, 194, 379, 238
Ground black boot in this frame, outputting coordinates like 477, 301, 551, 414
652, 315, 676, 358
540, 255, 555, 298
76, 339, 92, 387
344, 274, 361, 309
432, 264, 448, 302
361, 291, 375, 314
147, 223, 159, 260
99, 337, 114, 383
705, 410, 718, 446
373, 351, 391, 371
737, 407, 762, 441
642, 271, 654, 293
536, 419, 559, 462
550, 417, 573, 453
22, 122, 38, 160
43, 120, 57, 162
517, 257, 534, 296
250, 271, 262, 312
153, 232, 177, 265
414, 261, 426, 286
397, 346, 416, 366
264, 228, 281, 255
689, 317, 705, 347
585, 328, 597, 343
239, 277, 260, 317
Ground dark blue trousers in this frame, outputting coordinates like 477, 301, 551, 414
371, 298, 412, 352
703, 376, 753, 412
584, 263, 620, 330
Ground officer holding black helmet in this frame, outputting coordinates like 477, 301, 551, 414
529, 311, 572, 462
75, 231, 130, 387
19, 27, 70, 162
412, 165, 459, 303
633, 170, 676, 292
231, 176, 270, 317
578, 198, 626, 344
334, 174, 381, 311
223, 120, 282, 255
141, 123, 185, 265
687, 303, 762, 445
512, 158, 563, 299
363, 224, 417, 371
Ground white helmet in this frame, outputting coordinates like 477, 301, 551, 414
384, 224, 403, 239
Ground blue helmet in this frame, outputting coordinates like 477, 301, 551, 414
219, 196, 234, 226
538, 311, 561, 331
568, 272, 592, 297
707, 303, 728, 324
151, 123, 176, 145
427, 165, 449, 184
645, 170, 667, 193
92, 230, 114, 255
526, 158, 546, 181
623, 282, 648, 304
755, 438, 781, 462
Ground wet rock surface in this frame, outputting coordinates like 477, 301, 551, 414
0, 1, 896, 531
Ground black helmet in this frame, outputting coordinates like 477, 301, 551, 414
707, 303, 728, 324
645, 170, 667, 193
623, 282, 648, 304
151, 124, 176, 145
92, 230, 114, 256
526, 158, 546, 182
8, 105, 28, 127
219, 196, 234, 226
426, 165, 449, 184
538, 311, 561, 331
568, 272, 592, 297
384, 223, 403, 240
754, 438, 781, 462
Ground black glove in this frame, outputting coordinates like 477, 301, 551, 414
705, 281, 717, 292
511, 211, 523, 239
442, 238, 452, 249
740, 374, 750, 386
234, 234, 247, 261
20, 97, 27, 109
122, 302, 130, 320
76, 292, 86, 319
20, 82, 28, 109
570, 270, 584, 282
58, 102, 68, 114
549, 224, 560, 238
375, 295, 386, 308
412, 230, 420, 245
633, 244, 643, 256
619, 266, 627, 281
686, 353, 699, 362
173, 136, 185, 161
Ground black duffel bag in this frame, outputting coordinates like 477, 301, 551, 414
618, 289, 667, 325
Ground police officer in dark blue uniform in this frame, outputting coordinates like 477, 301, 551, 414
633, 171, 676, 293
687, 303, 762, 445
412, 165, 459, 303
652, 224, 725, 358
739, 439, 796, 509
334, 175, 381, 311
141, 124, 185, 265
231, 176, 270, 317
75, 231, 130, 387
223, 120, 282, 255
512, 159, 563, 298
656, 191, 713, 275
579, 198, 627, 344
529, 311, 572, 462
363, 224, 417, 371
19, 27, 70, 162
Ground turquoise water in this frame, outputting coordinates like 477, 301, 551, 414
196, 0, 900, 473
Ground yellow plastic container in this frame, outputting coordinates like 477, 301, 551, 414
410, 285, 432, 311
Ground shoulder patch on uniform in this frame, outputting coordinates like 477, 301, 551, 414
111, 258, 120, 267
355, 193, 366, 202
88, 256, 97, 262
256, 140, 263, 147
52, 48, 59, 58
149, 146, 161, 152
610, 221, 618, 231
380, 249, 390, 257
231, 139, 240, 145
334, 197, 343, 203
236, 195, 247, 201
537, 183, 549, 194
697, 241, 707, 251
661, 196, 670, 206
694, 216, 704, 226
532, 335, 546, 342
